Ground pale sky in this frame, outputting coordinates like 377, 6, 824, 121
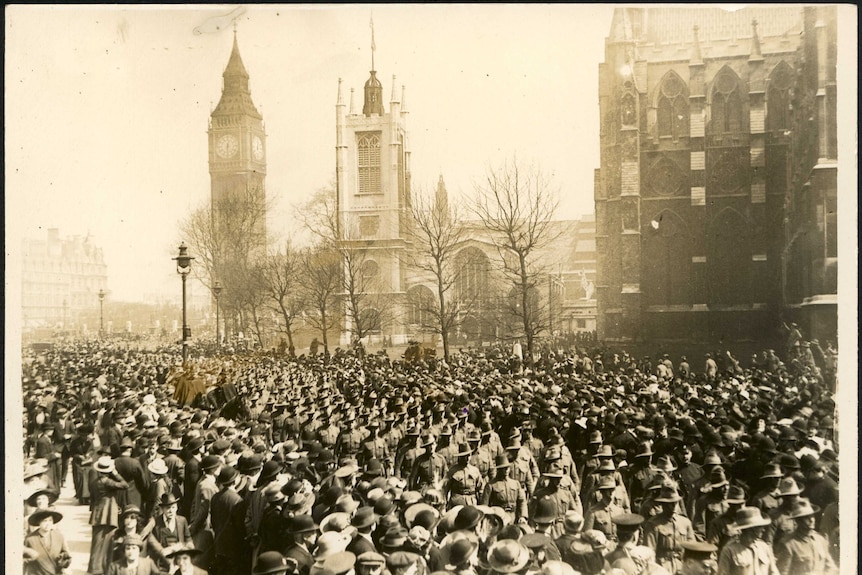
6, 4, 615, 302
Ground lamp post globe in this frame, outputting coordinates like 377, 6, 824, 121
173, 242, 195, 366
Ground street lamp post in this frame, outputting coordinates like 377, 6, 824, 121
212, 281, 223, 352
173, 243, 194, 365
98, 289, 105, 337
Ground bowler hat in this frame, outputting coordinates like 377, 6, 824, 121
159, 493, 180, 507
288, 514, 319, 534
531, 498, 557, 524
200, 454, 221, 472
257, 460, 282, 487
453, 506, 484, 531
351, 507, 378, 529
253, 551, 289, 574
216, 465, 239, 486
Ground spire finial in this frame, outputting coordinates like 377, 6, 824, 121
349, 88, 356, 115
337, 78, 344, 106
750, 18, 763, 60
370, 13, 376, 72
691, 25, 703, 64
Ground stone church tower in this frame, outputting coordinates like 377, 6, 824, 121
335, 44, 412, 345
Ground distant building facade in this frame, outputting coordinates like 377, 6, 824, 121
21, 228, 108, 329
594, 6, 837, 346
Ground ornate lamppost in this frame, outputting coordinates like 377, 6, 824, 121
173, 243, 194, 365
212, 280, 223, 351
98, 289, 105, 337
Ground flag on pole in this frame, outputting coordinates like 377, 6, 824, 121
370, 16, 376, 51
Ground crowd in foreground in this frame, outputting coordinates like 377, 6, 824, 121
20, 331, 840, 575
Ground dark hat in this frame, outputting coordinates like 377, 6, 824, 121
200, 454, 221, 472
186, 436, 205, 452
165, 543, 203, 560
520, 532, 551, 551
543, 462, 565, 478
634, 443, 653, 458
25, 488, 59, 508
705, 467, 728, 489
158, 493, 180, 507
454, 506, 485, 531
119, 436, 135, 449
374, 496, 396, 517
216, 465, 239, 486
444, 537, 479, 568
253, 551, 290, 575
455, 443, 473, 457
760, 463, 783, 479
351, 507, 378, 530
288, 514, 319, 534
404, 503, 439, 529
364, 459, 385, 477
681, 541, 717, 561
588, 430, 603, 444
611, 513, 644, 532
531, 497, 557, 524
27, 508, 63, 526
257, 460, 282, 487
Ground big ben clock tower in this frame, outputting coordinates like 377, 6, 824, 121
208, 31, 267, 259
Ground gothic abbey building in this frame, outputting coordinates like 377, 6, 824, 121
594, 6, 838, 346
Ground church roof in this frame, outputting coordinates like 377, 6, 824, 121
212, 33, 262, 120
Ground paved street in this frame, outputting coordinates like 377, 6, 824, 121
52, 470, 92, 575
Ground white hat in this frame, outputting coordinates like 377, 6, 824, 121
143, 394, 156, 406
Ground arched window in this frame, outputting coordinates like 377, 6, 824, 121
709, 67, 744, 134
767, 62, 793, 132
455, 247, 490, 304
708, 208, 751, 305
407, 285, 435, 327
642, 211, 691, 306
357, 132, 381, 194
656, 72, 689, 138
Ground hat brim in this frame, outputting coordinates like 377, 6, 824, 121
27, 509, 63, 526
734, 517, 772, 529
489, 546, 530, 573
165, 547, 203, 559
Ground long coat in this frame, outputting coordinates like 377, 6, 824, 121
147, 514, 191, 571
24, 530, 69, 575
115, 455, 150, 509
90, 474, 130, 527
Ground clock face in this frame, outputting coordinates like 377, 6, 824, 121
252, 136, 264, 161
216, 134, 238, 159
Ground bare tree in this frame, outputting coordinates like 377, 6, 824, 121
297, 183, 391, 346
468, 157, 560, 363
260, 241, 305, 352
404, 177, 467, 362
298, 244, 342, 356
180, 185, 271, 342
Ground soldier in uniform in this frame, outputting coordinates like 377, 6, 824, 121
506, 439, 537, 496
774, 499, 837, 575
604, 513, 645, 569
530, 462, 580, 538
677, 541, 718, 575
481, 454, 528, 525
471, 428, 498, 482
625, 443, 658, 512
395, 427, 423, 480
436, 425, 460, 470
521, 421, 545, 463
642, 484, 695, 574
717, 507, 779, 575
317, 411, 341, 453
409, 433, 447, 492
692, 467, 730, 539
334, 413, 366, 462
577, 431, 605, 484
765, 478, 803, 547
706, 485, 746, 550
749, 464, 783, 516
582, 475, 626, 542
444, 443, 484, 509
359, 422, 389, 469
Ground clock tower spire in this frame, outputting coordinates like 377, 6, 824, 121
208, 31, 267, 285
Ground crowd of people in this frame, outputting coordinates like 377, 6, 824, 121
19, 331, 840, 575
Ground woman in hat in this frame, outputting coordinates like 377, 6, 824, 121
89, 455, 130, 575
485, 539, 531, 575
717, 507, 778, 575
104, 505, 154, 574
70, 422, 97, 505
106, 533, 161, 575
144, 457, 172, 521
165, 543, 208, 575
24, 487, 60, 535
23, 508, 71, 575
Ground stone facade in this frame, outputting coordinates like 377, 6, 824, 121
595, 6, 838, 346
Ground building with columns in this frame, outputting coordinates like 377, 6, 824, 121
594, 6, 837, 346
